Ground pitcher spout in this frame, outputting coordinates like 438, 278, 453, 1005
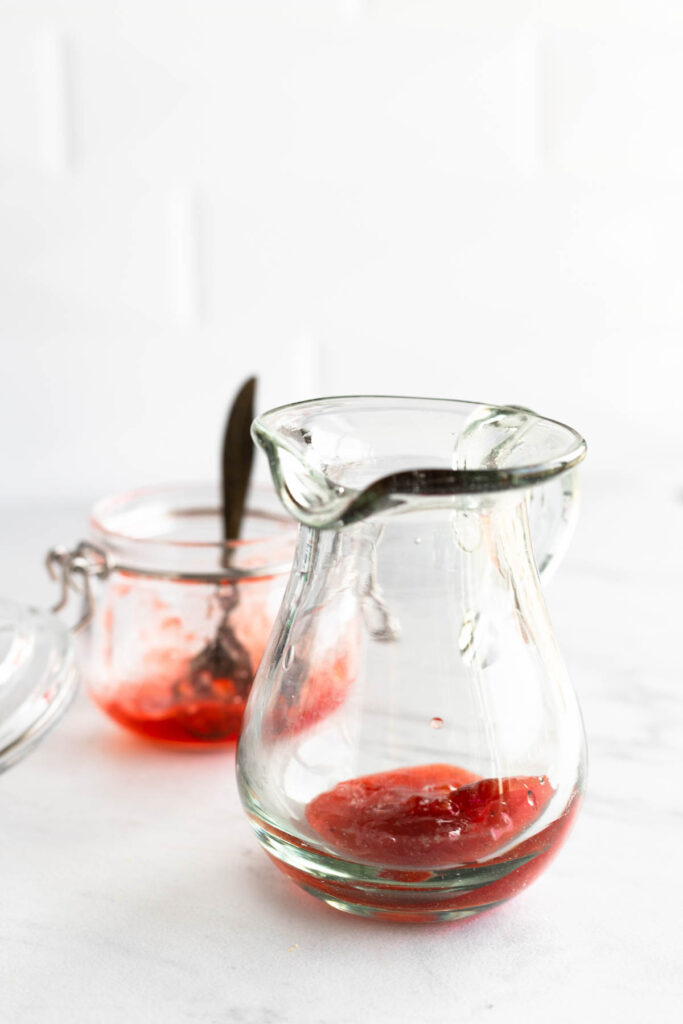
252, 396, 586, 529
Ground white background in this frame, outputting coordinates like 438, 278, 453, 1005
2, 7, 682, 1021
1, 0, 681, 503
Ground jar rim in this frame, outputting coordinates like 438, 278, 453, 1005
88, 482, 295, 580
90, 481, 291, 550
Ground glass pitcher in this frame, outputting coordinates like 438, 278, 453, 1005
237, 397, 587, 923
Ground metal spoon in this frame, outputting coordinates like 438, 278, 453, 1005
173, 378, 257, 736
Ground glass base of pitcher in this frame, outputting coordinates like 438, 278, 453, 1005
248, 800, 579, 924
271, 855, 502, 923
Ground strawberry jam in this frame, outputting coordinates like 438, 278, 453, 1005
306, 763, 555, 867
94, 678, 246, 746
261, 763, 580, 921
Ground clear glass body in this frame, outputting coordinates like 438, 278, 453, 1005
237, 397, 587, 922
82, 483, 295, 746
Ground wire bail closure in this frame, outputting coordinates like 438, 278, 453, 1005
45, 542, 111, 633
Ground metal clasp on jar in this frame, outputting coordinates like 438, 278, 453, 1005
45, 542, 111, 632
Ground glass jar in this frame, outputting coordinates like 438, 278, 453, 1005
49, 483, 295, 747
0, 598, 79, 773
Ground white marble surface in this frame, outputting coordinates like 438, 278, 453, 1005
1, 472, 681, 1024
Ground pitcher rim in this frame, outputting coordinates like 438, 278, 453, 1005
252, 394, 587, 527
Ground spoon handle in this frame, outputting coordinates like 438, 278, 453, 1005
222, 376, 256, 544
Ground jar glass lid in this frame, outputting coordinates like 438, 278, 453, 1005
0, 598, 78, 773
